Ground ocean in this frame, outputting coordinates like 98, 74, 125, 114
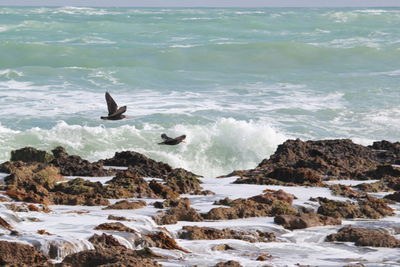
0, 7, 399, 177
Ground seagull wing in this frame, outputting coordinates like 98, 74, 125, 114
161, 133, 173, 141
175, 135, 186, 142
105, 92, 118, 115
108, 106, 127, 118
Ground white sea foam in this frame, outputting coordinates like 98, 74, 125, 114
0, 119, 287, 177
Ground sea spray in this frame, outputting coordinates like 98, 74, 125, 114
0, 119, 287, 177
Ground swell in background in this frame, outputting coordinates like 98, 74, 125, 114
0, 7, 399, 176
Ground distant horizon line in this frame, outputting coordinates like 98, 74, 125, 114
0, 5, 400, 8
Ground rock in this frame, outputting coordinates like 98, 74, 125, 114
107, 215, 133, 221
148, 180, 180, 199
369, 140, 400, 164
274, 213, 341, 230
384, 191, 400, 202
249, 189, 296, 205
104, 200, 146, 210
315, 196, 394, 219
355, 181, 390, 193
214, 261, 243, 267
212, 244, 235, 251
98, 151, 174, 177
0, 217, 13, 230
10, 147, 54, 163
256, 254, 272, 261
99, 150, 203, 194
104, 171, 158, 199
51, 146, 111, 177
326, 226, 400, 247
89, 233, 125, 249
204, 197, 297, 221
0, 240, 49, 266
329, 184, 364, 199
146, 232, 190, 253
61, 247, 162, 267
37, 229, 52, 235
228, 139, 380, 185
153, 198, 203, 225
178, 226, 276, 243
94, 222, 137, 233
164, 168, 202, 194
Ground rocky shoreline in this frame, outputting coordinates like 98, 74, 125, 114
0, 139, 399, 266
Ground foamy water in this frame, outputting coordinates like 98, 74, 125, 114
0, 7, 399, 174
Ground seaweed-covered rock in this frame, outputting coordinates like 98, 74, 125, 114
145, 232, 190, 253
61, 247, 162, 267
89, 233, 125, 249
94, 222, 137, 233
204, 196, 297, 221
355, 181, 391, 193
370, 140, 400, 164
104, 200, 146, 210
326, 226, 400, 247
104, 171, 158, 199
10, 147, 54, 163
249, 189, 296, 205
228, 139, 381, 185
274, 213, 341, 230
164, 168, 202, 194
0, 240, 49, 266
316, 197, 394, 219
178, 226, 276, 243
384, 191, 400, 202
152, 198, 203, 225
148, 180, 179, 199
214, 261, 243, 267
329, 184, 364, 199
51, 146, 111, 177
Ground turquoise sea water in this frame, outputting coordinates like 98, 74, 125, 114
0, 7, 399, 176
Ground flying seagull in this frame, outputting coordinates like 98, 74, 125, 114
100, 92, 128, 120
158, 133, 186, 145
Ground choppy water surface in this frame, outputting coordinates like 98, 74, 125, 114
0, 7, 399, 176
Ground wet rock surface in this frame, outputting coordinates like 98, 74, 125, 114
153, 198, 204, 225
214, 261, 243, 267
326, 226, 400, 247
204, 192, 297, 220
51, 146, 112, 177
178, 226, 276, 243
88, 233, 125, 249
315, 196, 394, 219
104, 200, 146, 210
10, 147, 54, 164
274, 213, 341, 230
227, 139, 400, 185
61, 247, 162, 267
0, 240, 49, 266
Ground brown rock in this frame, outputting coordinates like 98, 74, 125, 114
0, 217, 13, 230
61, 247, 162, 267
329, 184, 363, 199
212, 244, 235, 251
384, 191, 400, 202
0, 240, 49, 266
94, 222, 137, 233
256, 254, 272, 261
249, 189, 296, 205
153, 198, 203, 225
326, 226, 400, 247
205, 197, 297, 221
89, 233, 125, 249
107, 215, 133, 221
10, 146, 54, 163
146, 231, 190, 253
274, 213, 341, 230
104, 200, 146, 210
37, 229, 52, 235
149, 180, 180, 199
214, 261, 243, 267
51, 146, 111, 176
178, 226, 276, 243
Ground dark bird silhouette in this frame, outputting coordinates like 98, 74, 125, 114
158, 133, 186, 145
100, 92, 128, 120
